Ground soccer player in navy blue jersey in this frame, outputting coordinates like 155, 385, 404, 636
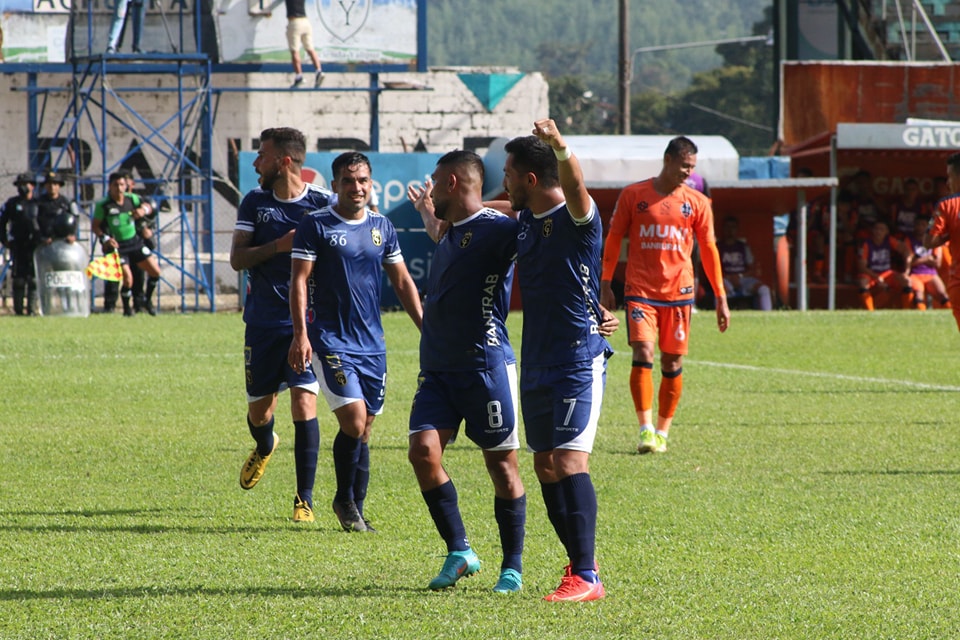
230, 127, 332, 524
404, 150, 526, 593
500, 120, 615, 602
288, 152, 423, 533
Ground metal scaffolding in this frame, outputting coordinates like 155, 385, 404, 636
23, 52, 216, 311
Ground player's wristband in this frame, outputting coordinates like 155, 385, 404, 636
553, 146, 572, 162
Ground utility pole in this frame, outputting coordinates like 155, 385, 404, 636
618, 0, 630, 135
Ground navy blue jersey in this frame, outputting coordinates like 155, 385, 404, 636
292, 206, 403, 355
516, 200, 610, 367
420, 208, 518, 371
236, 184, 332, 328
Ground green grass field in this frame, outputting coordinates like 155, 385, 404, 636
1, 309, 959, 639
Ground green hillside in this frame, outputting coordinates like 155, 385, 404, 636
426, 0, 775, 154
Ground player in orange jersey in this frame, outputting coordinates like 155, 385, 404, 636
924, 152, 960, 332
600, 136, 729, 454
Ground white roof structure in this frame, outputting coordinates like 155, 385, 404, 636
567, 135, 740, 188
481, 134, 740, 198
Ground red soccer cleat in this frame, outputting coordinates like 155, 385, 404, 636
543, 573, 606, 602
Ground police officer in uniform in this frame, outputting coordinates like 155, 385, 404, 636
0, 172, 40, 315
37, 171, 80, 245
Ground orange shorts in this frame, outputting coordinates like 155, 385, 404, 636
909, 273, 938, 292
625, 300, 691, 355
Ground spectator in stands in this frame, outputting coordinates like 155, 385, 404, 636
857, 220, 911, 310
284, 0, 323, 89
717, 215, 772, 311
905, 216, 949, 310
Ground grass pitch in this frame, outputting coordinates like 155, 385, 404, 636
1, 309, 958, 639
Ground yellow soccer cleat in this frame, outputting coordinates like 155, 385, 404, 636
239, 432, 279, 490
293, 494, 315, 522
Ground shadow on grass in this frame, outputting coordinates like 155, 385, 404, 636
0, 583, 430, 601
0, 507, 362, 535
819, 469, 960, 476
0, 508, 168, 518
0, 523, 299, 534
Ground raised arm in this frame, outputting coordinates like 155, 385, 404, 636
407, 178, 448, 243
533, 118, 592, 221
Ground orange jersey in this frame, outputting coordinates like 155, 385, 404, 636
932, 194, 960, 283
603, 179, 716, 303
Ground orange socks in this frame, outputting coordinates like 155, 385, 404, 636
630, 362, 654, 414
658, 369, 683, 420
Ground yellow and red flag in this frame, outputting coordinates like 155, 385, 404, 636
85, 252, 123, 282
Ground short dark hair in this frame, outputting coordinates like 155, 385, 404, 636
108, 172, 125, 183
504, 135, 559, 187
665, 136, 698, 159
331, 152, 372, 181
436, 149, 484, 182
260, 127, 307, 165
947, 152, 960, 173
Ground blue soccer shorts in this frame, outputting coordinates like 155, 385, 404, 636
244, 324, 319, 402
313, 351, 387, 415
521, 352, 607, 453
409, 361, 520, 452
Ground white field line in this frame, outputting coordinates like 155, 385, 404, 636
692, 360, 960, 392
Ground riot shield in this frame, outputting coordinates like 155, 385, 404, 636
34, 241, 91, 317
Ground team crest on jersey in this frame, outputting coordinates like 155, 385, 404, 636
542, 218, 553, 237
325, 354, 342, 368
459, 231, 473, 248
324, 354, 347, 386
680, 202, 693, 218
637, 201, 649, 211
371, 228, 383, 246
315, 0, 371, 43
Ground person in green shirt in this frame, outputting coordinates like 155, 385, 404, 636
91, 172, 162, 316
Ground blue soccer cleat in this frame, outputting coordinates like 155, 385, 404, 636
492, 567, 522, 593
428, 549, 481, 590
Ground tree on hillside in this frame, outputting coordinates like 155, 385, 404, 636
629, 8, 774, 154
547, 75, 618, 135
